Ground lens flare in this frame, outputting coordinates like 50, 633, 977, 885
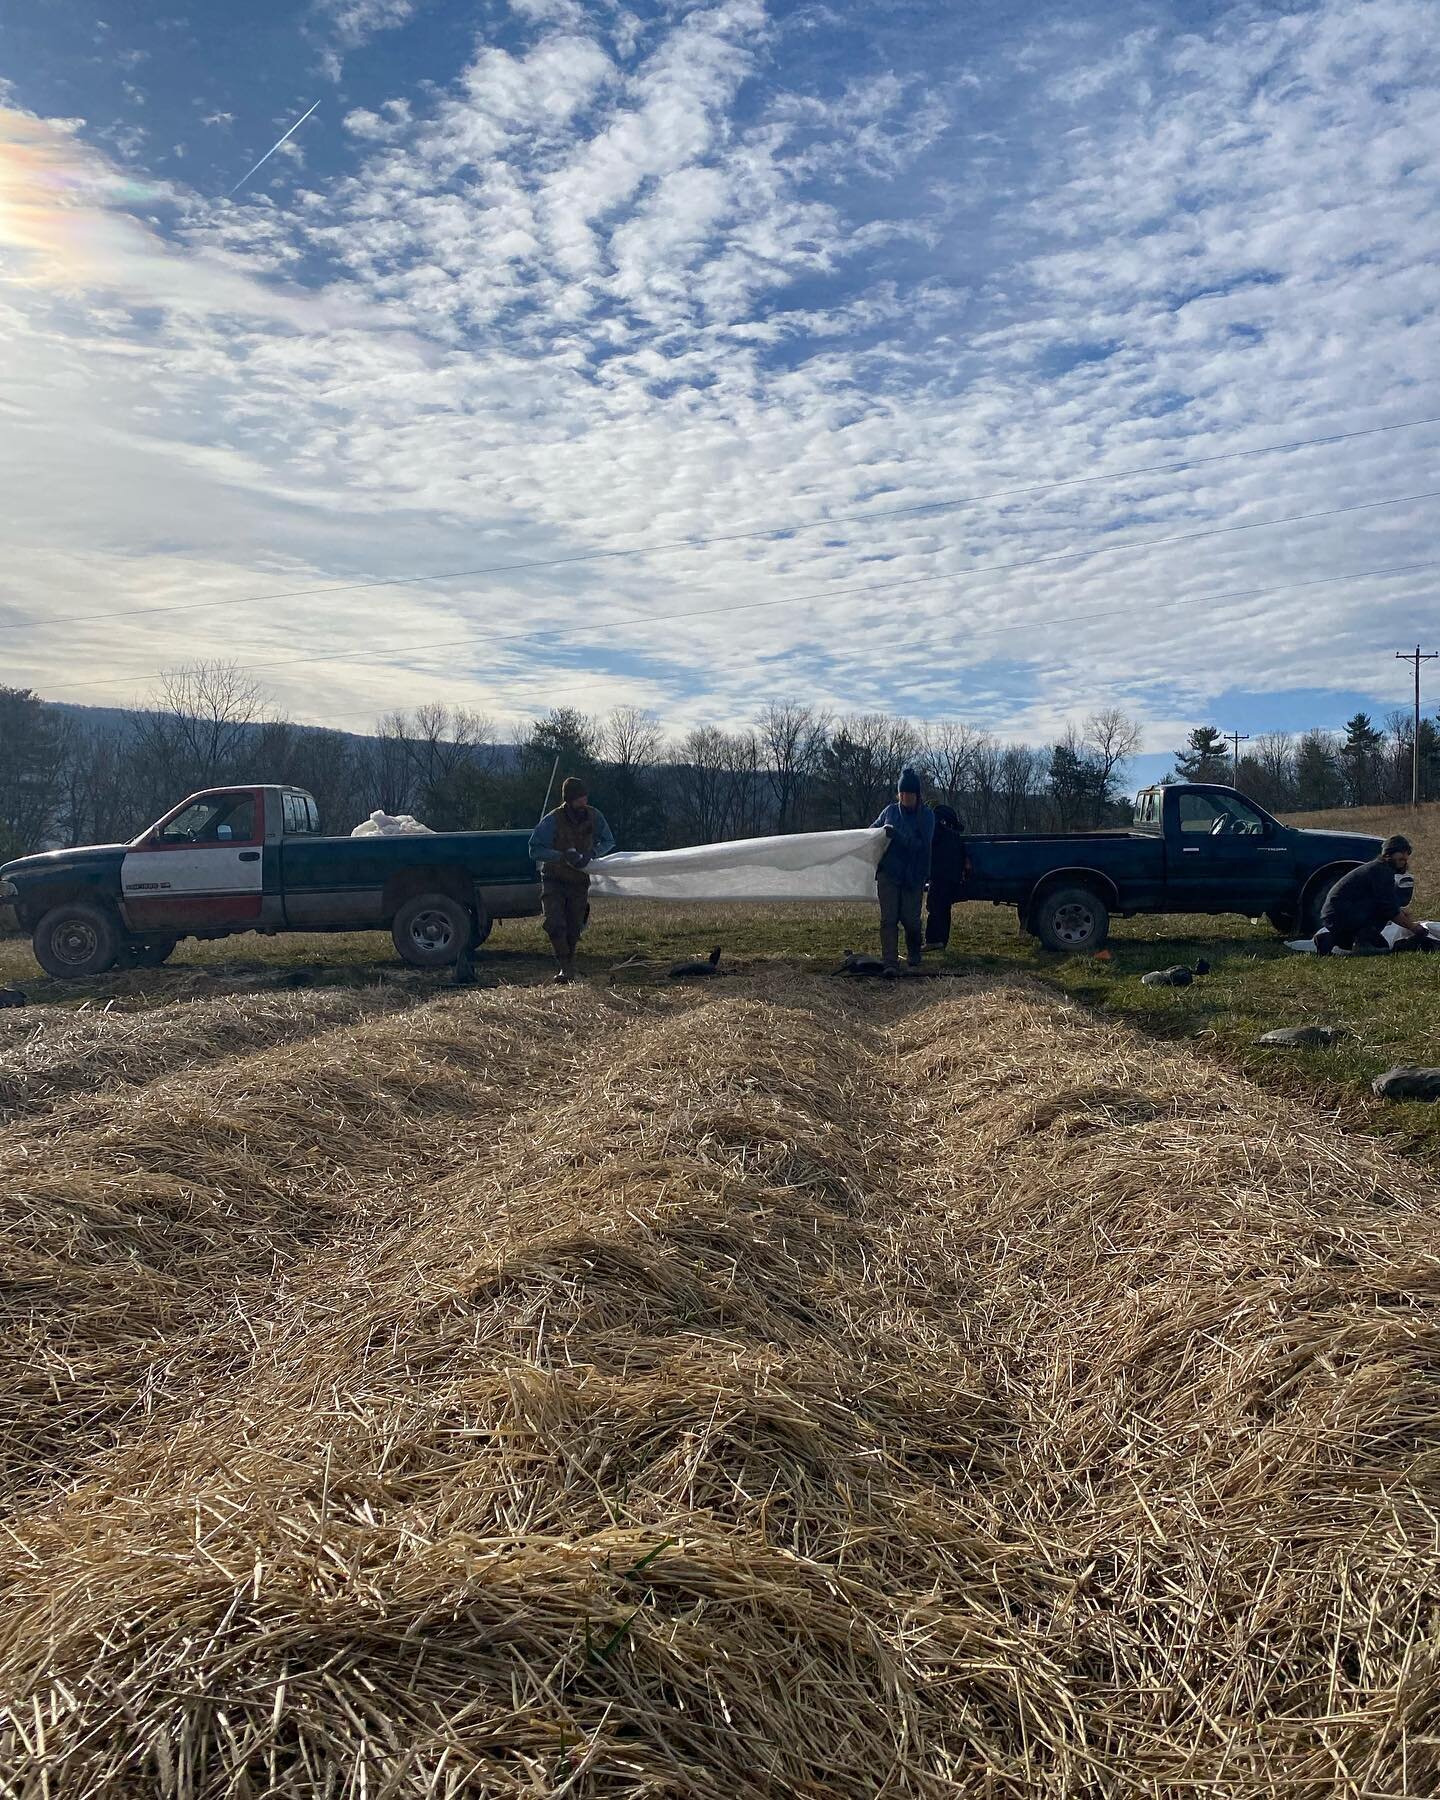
0, 108, 164, 283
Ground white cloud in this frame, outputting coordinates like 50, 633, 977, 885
3, 0, 1440, 751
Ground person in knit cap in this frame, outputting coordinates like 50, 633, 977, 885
1313, 834, 1434, 954
924, 803, 967, 952
528, 777, 615, 983
871, 766, 935, 974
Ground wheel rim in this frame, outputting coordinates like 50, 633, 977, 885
53, 920, 100, 966
410, 909, 455, 953
1053, 902, 1095, 945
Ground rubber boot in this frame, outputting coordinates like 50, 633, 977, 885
880, 923, 899, 973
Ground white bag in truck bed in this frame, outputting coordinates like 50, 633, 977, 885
351, 811, 434, 838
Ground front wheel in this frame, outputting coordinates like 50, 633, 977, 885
391, 893, 475, 968
33, 902, 122, 978
1301, 869, 1352, 938
1033, 885, 1110, 953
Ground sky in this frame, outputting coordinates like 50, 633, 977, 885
1, 0, 1438, 778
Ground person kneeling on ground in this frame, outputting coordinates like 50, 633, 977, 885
924, 803, 966, 953
528, 776, 615, 984
1313, 834, 1435, 955
872, 766, 935, 975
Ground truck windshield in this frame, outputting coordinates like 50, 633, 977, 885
159, 794, 256, 844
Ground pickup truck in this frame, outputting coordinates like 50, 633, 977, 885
965, 782, 1384, 951
0, 784, 540, 977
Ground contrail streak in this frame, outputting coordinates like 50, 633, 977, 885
227, 100, 320, 197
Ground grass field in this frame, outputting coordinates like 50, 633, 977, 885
6, 819, 1440, 1791
4, 799, 1438, 1156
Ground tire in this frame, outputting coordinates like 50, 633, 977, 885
1301, 869, 1352, 938
391, 893, 475, 968
1033, 885, 1110, 953
33, 902, 122, 978
127, 937, 178, 968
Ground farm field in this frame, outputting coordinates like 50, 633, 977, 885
6, 798, 1440, 1157
3, 967, 1439, 1794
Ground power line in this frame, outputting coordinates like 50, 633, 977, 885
36, 548, 1440, 707
6, 406, 1440, 639
1224, 730, 1251, 785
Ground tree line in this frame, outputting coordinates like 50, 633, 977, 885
1174, 713, 1440, 814
4, 662, 1432, 864
0, 663, 1145, 859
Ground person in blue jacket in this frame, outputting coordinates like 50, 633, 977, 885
871, 766, 935, 974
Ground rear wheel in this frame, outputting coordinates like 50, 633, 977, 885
1033, 885, 1110, 953
33, 902, 122, 978
391, 893, 475, 968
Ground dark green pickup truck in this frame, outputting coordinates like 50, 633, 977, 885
964, 782, 1384, 951
0, 784, 540, 977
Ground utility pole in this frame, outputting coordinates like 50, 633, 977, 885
1225, 730, 1250, 788
1395, 645, 1438, 807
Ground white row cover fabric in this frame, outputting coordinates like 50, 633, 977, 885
588, 827, 889, 902
351, 810, 434, 838
1285, 920, 1440, 953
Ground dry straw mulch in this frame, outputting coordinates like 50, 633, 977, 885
1, 972, 1438, 1796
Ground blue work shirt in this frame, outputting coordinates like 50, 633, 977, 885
872, 801, 934, 889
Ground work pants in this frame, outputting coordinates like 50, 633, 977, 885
877, 875, 923, 970
925, 888, 958, 949
1315, 922, 1389, 955
542, 882, 590, 964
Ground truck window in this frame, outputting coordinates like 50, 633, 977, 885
1133, 791, 1161, 832
306, 797, 320, 833
1177, 792, 1266, 837
160, 794, 257, 844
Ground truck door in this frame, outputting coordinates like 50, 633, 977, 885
122, 790, 266, 932
1167, 790, 1291, 913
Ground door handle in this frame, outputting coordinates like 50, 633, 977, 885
239, 850, 260, 862
1182, 847, 1200, 854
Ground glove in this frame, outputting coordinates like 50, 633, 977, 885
577, 852, 593, 869
563, 848, 584, 867
884, 825, 896, 840
1416, 927, 1437, 952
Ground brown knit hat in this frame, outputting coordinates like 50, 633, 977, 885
560, 776, 588, 804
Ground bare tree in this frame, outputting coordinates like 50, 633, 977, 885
819, 713, 921, 828
601, 705, 663, 845
757, 700, 829, 834
131, 661, 270, 799
1082, 709, 1142, 818
922, 720, 980, 812
670, 726, 733, 843
367, 710, 418, 815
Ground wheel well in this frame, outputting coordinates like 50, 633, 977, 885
1026, 868, 1119, 919
25, 886, 119, 931
382, 866, 475, 921
1300, 861, 1358, 912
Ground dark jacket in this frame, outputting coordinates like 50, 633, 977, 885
528, 804, 615, 891
872, 801, 934, 889
929, 808, 966, 898
1321, 858, 1403, 933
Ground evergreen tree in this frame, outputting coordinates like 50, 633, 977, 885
1339, 712, 1384, 806
1293, 729, 1344, 810
1172, 726, 1229, 783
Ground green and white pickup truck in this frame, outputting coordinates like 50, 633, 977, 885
0, 784, 540, 977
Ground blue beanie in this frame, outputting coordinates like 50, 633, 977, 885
898, 765, 921, 796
